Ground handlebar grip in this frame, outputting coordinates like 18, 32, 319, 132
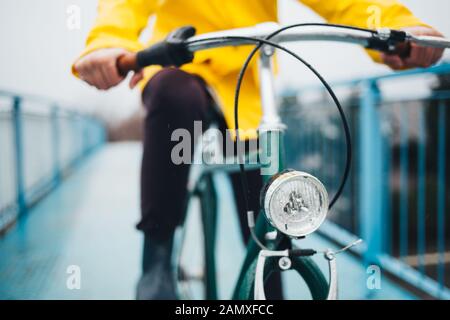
116, 26, 196, 77
116, 52, 139, 77
115, 41, 195, 77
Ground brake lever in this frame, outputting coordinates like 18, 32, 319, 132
367, 28, 412, 58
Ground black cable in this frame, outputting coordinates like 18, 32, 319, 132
189, 23, 363, 213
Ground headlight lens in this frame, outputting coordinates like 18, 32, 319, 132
262, 170, 328, 238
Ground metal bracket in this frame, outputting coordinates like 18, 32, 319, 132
324, 250, 338, 300
254, 249, 289, 300
254, 248, 341, 300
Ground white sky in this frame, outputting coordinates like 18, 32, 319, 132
0, 0, 449, 123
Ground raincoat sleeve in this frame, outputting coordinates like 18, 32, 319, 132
73, 0, 156, 74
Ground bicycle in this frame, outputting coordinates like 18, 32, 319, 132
117, 22, 450, 300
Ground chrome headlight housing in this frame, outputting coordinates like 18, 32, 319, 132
261, 170, 328, 238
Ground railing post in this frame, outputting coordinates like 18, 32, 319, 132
51, 106, 61, 185
417, 106, 426, 275
359, 80, 384, 265
437, 100, 446, 298
12, 96, 26, 215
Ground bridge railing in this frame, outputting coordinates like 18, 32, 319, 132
281, 63, 450, 299
0, 91, 106, 234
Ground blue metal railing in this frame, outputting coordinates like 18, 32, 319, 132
0, 91, 106, 234
281, 63, 450, 299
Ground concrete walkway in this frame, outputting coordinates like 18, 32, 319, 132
0, 143, 415, 300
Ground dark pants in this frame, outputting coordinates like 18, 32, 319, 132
138, 68, 282, 299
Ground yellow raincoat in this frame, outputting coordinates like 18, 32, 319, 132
73, 0, 426, 134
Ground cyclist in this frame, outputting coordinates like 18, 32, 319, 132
73, 0, 444, 300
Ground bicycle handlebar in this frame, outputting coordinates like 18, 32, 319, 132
116, 23, 450, 77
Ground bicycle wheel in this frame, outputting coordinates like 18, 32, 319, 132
175, 173, 219, 300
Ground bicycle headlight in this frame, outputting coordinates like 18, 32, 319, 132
261, 170, 328, 238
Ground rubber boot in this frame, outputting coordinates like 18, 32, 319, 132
136, 234, 177, 300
